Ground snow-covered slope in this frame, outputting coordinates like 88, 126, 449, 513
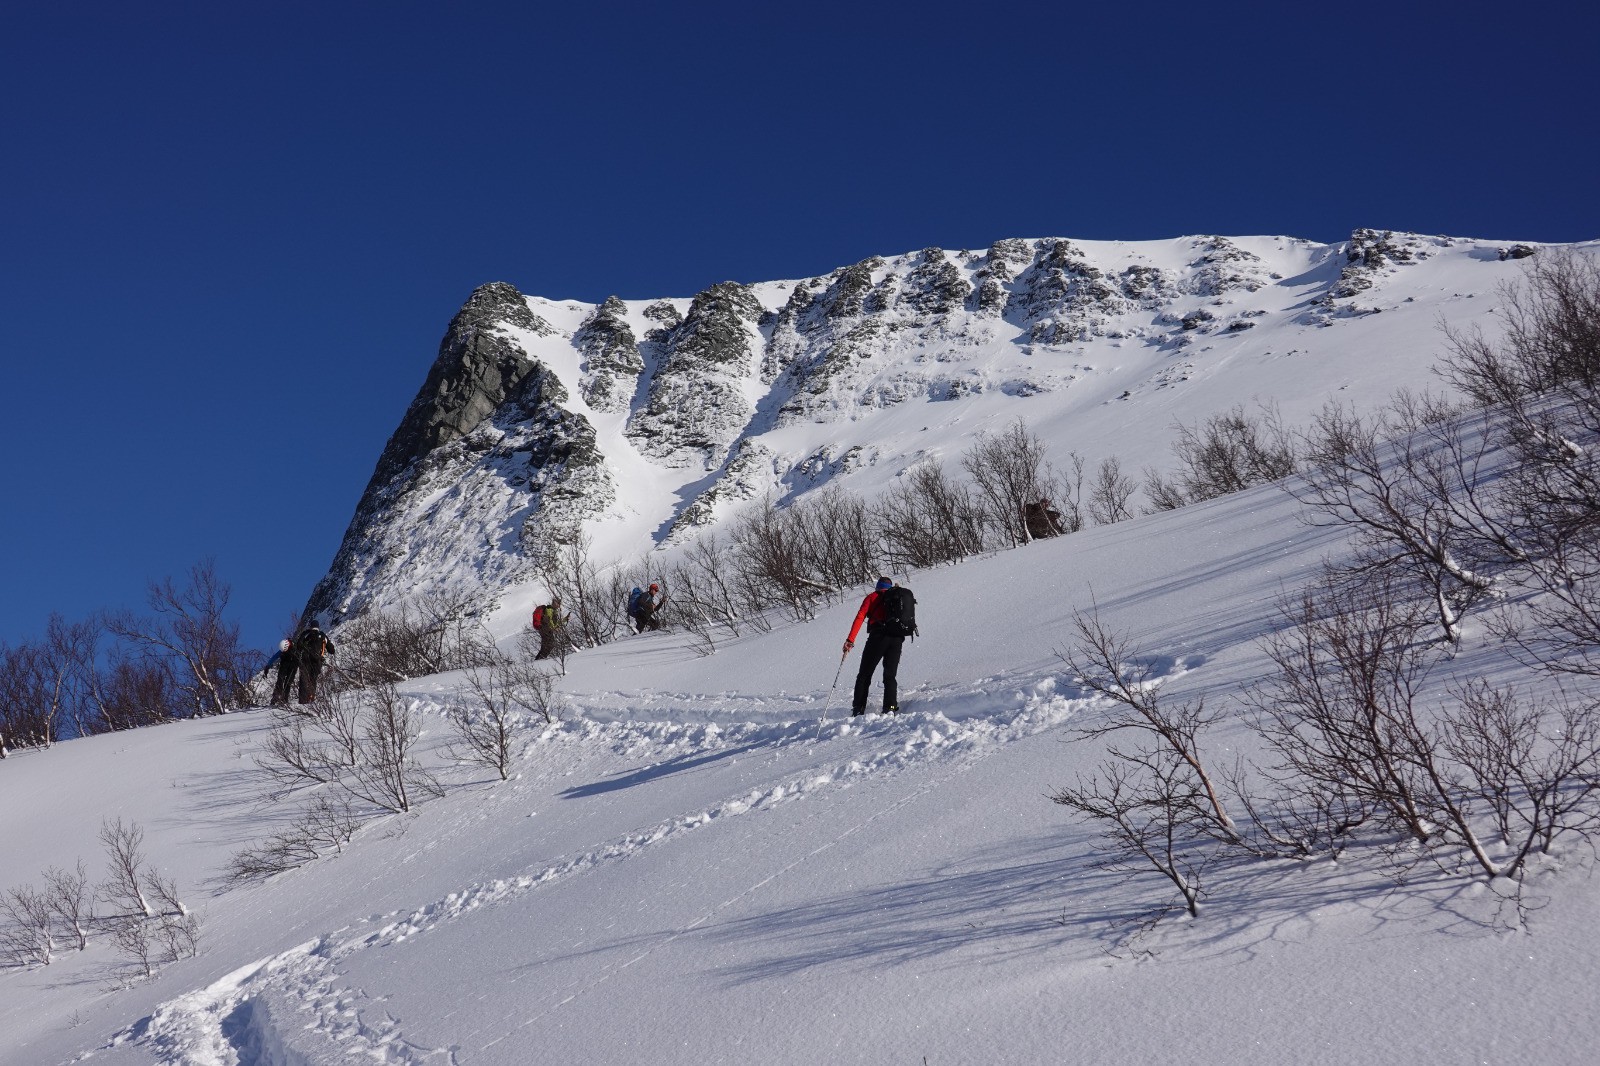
5, 414, 1598, 1063
306, 231, 1552, 629
4, 234, 1597, 1066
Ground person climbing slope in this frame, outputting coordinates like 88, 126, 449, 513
842, 576, 917, 716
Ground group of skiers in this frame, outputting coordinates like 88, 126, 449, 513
260, 620, 336, 706
267, 575, 915, 719
527, 583, 664, 661
527, 575, 916, 716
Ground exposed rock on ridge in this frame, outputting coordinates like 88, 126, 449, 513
627, 281, 765, 468
304, 229, 1526, 627
575, 295, 642, 412
305, 282, 608, 623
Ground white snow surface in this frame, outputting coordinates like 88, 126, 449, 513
3, 234, 1599, 1065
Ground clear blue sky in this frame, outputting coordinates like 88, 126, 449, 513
2, 0, 1596, 656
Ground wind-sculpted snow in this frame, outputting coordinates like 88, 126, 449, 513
114, 684, 1091, 1065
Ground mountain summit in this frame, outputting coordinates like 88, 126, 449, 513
306, 230, 1545, 625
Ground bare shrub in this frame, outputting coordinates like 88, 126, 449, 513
222, 794, 362, 883
297, 792, 362, 853
1247, 576, 1441, 849
93, 658, 180, 733
43, 861, 93, 951
731, 496, 834, 623
347, 681, 444, 814
334, 592, 495, 687
961, 418, 1060, 546
156, 910, 201, 962
1052, 748, 1215, 919
1050, 610, 1258, 920
255, 682, 440, 815
1438, 251, 1600, 674
874, 460, 987, 570
1440, 246, 1600, 422
663, 532, 752, 655
1056, 452, 1088, 534
143, 867, 188, 918
0, 614, 111, 747
1145, 404, 1297, 511
104, 559, 256, 718
110, 915, 156, 979
1291, 396, 1497, 644
1057, 611, 1242, 841
1248, 572, 1600, 881
256, 716, 345, 793
0, 884, 55, 967
1443, 680, 1600, 868
793, 484, 877, 590
452, 645, 562, 780
1087, 457, 1139, 525
0, 642, 57, 750
98, 818, 152, 919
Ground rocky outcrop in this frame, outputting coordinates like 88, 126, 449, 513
665, 439, 777, 542
1009, 239, 1132, 344
360, 282, 556, 492
974, 239, 1034, 316
627, 281, 765, 468
575, 295, 643, 412
304, 282, 607, 623
1187, 237, 1272, 297
894, 248, 969, 317
1306, 228, 1429, 324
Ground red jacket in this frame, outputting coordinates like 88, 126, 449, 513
846, 590, 887, 644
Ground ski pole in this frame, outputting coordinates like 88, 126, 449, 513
818, 648, 848, 726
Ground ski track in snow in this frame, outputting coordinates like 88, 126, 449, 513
107, 669, 1135, 1065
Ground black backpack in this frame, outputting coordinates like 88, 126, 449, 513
878, 586, 918, 638
298, 628, 327, 661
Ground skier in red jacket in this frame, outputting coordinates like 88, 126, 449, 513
843, 576, 907, 716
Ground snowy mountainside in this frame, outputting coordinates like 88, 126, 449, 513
3, 462, 1596, 1064
306, 231, 1553, 630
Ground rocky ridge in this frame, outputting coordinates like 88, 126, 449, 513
305, 230, 1546, 624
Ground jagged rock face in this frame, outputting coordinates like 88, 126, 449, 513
305, 282, 610, 623
1010, 239, 1133, 344
665, 439, 776, 542
1307, 228, 1431, 324
627, 281, 765, 468
900, 248, 972, 317
575, 295, 642, 412
365, 282, 556, 490
1186, 237, 1273, 297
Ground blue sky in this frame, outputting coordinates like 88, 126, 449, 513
2, 0, 1596, 656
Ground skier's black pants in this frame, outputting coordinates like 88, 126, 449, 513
298, 659, 323, 704
272, 659, 298, 705
852, 631, 904, 712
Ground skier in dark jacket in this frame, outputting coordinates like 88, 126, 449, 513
843, 576, 909, 716
630, 583, 663, 633
263, 638, 299, 707
295, 622, 336, 704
